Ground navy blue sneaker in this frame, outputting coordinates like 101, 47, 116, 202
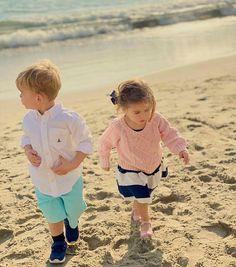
49, 240, 67, 264
64, 218, 79, 245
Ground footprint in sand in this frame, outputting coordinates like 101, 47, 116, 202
86, 191, 114, 201
217, 173, 236, 184
193, 144, 204, 151
187, 124, 202, 131
16, 214, 41, 224
229, 185, 236, 191
177, 256, 189, 267
202, 222, 233, 238
82, 232, 111, 250
86, 214, 97, 221
96, 204, 110, 212
157, 205, 175, 215
198, 174, 212, 182
95, 191, 115, 200
0, 229, 13, 244
197, 97, 207, 101
219, 158, 236, 164
112, 238, 128, 250
225, 241, 236, 258
207, 201, 222, 211
157, 192, 188, 204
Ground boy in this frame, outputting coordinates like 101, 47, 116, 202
16, 59, 93, 264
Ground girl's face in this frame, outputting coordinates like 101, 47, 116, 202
123, 101, 153, 129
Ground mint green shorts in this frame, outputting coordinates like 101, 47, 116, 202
35, 177, 86, 228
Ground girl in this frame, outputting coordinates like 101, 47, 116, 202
98, 79, 189, 239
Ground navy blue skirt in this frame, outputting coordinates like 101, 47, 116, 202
116, 162, 168, 203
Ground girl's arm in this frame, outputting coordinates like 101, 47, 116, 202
158, 114, 187, 154
98, 122, 119, 171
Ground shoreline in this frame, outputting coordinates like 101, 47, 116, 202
2, 53, 236, 125
1, 15, 236, 102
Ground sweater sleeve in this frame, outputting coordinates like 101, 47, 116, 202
98, 120, 120, 169
157, 113, 187, 154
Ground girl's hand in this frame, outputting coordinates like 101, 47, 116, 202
24, 145, 41, 167
51, 155, 74, 175
179, 150, 190, 165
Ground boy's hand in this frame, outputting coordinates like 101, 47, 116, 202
51, 155, 75, 175
24, 145, 41, 167
179, 150, 190, 165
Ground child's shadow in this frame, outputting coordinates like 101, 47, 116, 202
102, 222, 163, 267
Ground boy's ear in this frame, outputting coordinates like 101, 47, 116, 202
36, 94, 43, 103
37, 93, 46, 102
36, 93, 42, 102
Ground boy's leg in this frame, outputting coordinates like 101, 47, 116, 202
34, 189, 68, 263
62, 177, 86, 244
48, 221, 64, 236
48, 222, 67, 264
63, 218, 79, 245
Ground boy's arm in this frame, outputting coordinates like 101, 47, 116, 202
52, 151, 87, 175
70, 113, 93, 155
24, 144, 41, 167
52, 113, 92, 175
21, 120, 41, 167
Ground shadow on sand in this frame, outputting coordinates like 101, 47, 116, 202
101, 221, 163, 267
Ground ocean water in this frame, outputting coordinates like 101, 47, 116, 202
0, 0, 236, 50
0, 0, 236, 100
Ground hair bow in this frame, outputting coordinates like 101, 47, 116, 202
110, 90, 118, 105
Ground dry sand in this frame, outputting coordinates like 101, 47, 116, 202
0, 55, 236, 267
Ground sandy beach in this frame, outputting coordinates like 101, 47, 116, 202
0, 54, 235, 267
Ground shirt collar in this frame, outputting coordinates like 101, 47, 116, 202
34, 103, 63, 120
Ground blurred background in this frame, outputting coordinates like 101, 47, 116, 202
0, 0, 236, 99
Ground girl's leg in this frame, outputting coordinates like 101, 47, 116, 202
135, 202, 149, 222
48, 221, 64, 236
132, 200, 141, 221
135, 201, 153, 238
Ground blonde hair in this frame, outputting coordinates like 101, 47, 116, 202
116, 79, 156, 115
16, 59, 61, 100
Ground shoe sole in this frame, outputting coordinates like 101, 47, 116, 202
66, 239, 79, 246
49, 257, 66, 264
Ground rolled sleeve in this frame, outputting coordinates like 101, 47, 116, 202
21, 135, 31, 148
21, 121, 31, 148
69, 113, 93, 155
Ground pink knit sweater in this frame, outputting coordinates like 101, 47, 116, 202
98, 113, 187, 174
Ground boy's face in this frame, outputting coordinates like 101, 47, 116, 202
18, 86, 39, 110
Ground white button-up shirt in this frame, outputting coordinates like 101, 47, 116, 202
21, 103, 93, 197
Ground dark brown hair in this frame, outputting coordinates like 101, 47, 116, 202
116, 79, 156, 114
